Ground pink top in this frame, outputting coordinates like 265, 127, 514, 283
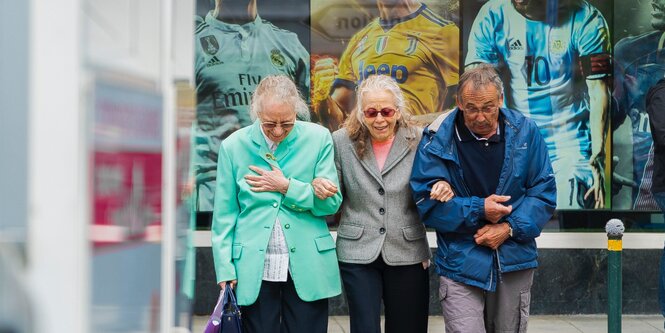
372, 136, 395, 171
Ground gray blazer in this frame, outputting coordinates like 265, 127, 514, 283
332, 126, 431, 265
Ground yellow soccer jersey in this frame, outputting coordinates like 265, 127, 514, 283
334, 4, 459, 116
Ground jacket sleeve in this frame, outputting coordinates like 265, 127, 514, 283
211, 142, 239, 283
409, 133, 485, 234
505, 122, 557, 242
282, 131, 342, 216
332, 133, 345, 196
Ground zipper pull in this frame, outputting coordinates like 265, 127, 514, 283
423, 135, 434, 149
495, 249, 503, 284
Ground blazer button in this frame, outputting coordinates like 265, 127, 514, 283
379, 227, 386, 234
379, 208, 385, 215
272, 202, 278, 208
284, 224, 290, 229
290, 247, 296, 253
378, 188, 385, 195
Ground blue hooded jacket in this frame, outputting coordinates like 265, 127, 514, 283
410, 107, 556, 291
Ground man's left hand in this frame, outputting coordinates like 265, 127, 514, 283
474, 223, 510, 250
584, 159, 605, 209
245, 164, 290, 194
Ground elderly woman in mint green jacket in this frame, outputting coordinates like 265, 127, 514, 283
211, 75, 342, 333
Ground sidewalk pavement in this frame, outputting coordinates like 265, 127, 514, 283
193, 315, 665, 332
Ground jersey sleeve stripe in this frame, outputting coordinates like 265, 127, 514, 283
421, 8, 452, 27
195, 23, 209, 34
423, 7, 453, 24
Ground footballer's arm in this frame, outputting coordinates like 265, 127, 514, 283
311, 86, 353, 132
584, 78, 610, 208
311, 58, 355, 131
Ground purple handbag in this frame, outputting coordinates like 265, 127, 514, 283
203, 286, 243, 333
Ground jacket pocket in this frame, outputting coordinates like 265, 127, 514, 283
232, 244, 243, 260
314, 234, 336, 252
438, 279, 447, 302
402, 224, 426, 241
337, 223, 364, 240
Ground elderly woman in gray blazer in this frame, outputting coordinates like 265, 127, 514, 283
313, 74, 453, 333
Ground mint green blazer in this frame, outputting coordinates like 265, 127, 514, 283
211, 120, 343, 305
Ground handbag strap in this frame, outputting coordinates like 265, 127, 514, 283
211, 285, 241, 320
223, 285, 241, 314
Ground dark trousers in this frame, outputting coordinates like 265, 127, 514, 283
339, 256, 429, 333
241, 274, 328, 333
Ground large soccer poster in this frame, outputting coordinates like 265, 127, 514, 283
191, 0, 661, 215
612, 0, 663, 211
462, 0, 613, 210
193, 0, 311, 213
310, 0, 461, 130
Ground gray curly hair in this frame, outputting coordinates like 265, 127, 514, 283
342, 74, 414, 158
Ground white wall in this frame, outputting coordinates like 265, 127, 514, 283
27, 0, 89, 332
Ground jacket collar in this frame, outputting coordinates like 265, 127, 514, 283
454, 111, 504, 143
350, 126, 417, 184
434, 107, 522, 157
250, 120, 299, 164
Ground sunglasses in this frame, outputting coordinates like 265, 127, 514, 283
363, 107, 397, 118
261, 121, 295, 130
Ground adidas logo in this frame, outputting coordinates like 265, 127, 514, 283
206, 56, 223, 67
509, 40, 523, 51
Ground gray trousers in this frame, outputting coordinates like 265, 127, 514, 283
439, 269, 535, 333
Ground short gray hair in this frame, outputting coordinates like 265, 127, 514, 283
249, 75, 310, 121
458, 64, 504, 103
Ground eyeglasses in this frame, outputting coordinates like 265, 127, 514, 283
363, 107, 397, 118
463, 105, 498, 115
261, 121, 295, 131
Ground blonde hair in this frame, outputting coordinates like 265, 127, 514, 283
343, 74, 414, 158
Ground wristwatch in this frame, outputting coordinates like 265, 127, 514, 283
507, 224, 513, 238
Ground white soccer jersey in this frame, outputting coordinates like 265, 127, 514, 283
194, 13, 310, 211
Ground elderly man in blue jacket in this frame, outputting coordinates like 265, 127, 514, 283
410, 64, 556, 333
